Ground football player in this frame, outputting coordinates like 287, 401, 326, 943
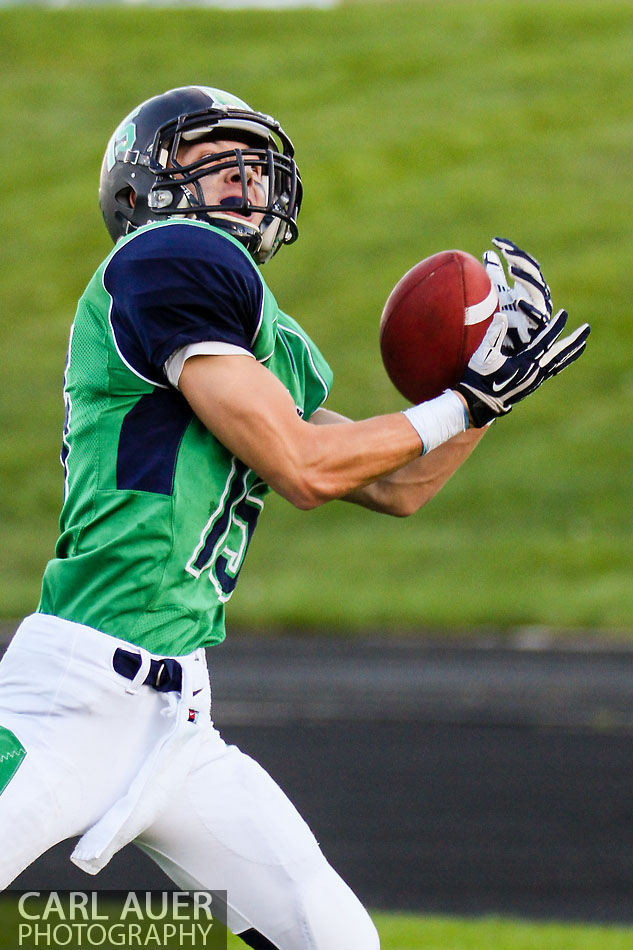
0, 86, 589, 949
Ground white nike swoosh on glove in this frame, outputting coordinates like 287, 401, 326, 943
492, 371, 519, 391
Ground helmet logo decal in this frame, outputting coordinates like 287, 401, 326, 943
190, 85, 251, 110
105, 121, 137, 172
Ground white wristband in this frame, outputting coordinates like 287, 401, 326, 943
402, 390, 469, 455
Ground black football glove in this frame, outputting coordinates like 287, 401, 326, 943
457, 309, 590, 428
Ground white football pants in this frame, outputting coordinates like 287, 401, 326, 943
0, 614, 379, 950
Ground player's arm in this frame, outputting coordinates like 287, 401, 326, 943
179, 353, 428, 511
309, 406, 486, 515
179, 307, 588, 513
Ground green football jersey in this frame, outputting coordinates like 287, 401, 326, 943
39, 220, 333, 655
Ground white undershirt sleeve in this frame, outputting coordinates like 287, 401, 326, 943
164, 342, 255, 390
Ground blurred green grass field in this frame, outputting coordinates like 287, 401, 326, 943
1, 1, 632, 633
232, 911, 633, 950
1, 907, 632, 950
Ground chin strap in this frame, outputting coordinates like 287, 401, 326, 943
204, 211, 264, 258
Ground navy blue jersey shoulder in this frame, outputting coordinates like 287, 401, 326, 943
103, 223, 264, 385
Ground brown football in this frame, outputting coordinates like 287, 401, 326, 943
379, 249, 498, 403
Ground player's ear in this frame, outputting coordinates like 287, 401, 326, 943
114, 186, 136, 208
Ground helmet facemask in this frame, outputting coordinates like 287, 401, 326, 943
145, 112, 300, 263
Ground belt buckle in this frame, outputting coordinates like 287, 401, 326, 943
154, 660, 167, 689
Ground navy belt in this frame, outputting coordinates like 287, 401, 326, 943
112, 648, 183, 693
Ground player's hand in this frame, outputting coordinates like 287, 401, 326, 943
483, 237, 552, 354
457, 309, 590, 428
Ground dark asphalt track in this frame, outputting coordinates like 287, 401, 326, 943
4, 631, 633, 922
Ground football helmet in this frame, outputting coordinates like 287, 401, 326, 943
99, 86, 302, 263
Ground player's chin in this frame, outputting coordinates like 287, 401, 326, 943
241, 211, 264, 226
